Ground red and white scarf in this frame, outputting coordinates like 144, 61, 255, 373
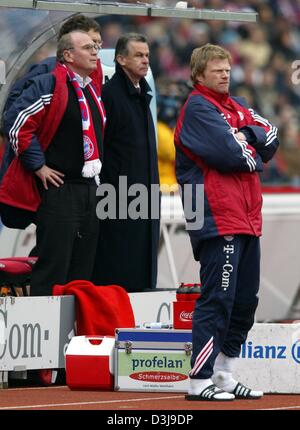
67, 67, 104, 185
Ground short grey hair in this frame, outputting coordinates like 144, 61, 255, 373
56, 30, 88, 63
114, 33, 148, 62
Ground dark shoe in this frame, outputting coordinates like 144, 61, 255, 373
185, 384, 235, 401
232, 382, 263, 399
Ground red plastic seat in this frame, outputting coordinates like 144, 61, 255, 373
0, 259, 34, 296
0, 256, 37, 267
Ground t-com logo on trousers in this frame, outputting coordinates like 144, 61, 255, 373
222, 237, 235, 292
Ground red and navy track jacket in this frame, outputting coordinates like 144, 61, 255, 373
0, 62, 106, 227
3, 57, 103, 116
174, 84, 279, 258
0, 58, 103, 183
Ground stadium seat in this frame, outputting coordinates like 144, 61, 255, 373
0, 257, 37, 296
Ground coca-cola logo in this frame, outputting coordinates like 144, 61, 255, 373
180, 311, 194, 321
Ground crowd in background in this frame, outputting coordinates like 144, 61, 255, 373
93, 0, 300, 186
2, 0, 300, 186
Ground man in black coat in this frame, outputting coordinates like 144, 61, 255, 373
92, 33, 160, 292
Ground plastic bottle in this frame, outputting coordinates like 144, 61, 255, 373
176, 282, 190, 301
189, 283, 201, 301
176, 282, 201, 301
143, 322, 173, 329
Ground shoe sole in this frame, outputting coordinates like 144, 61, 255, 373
185, 394, 234, 401
234, 394, 263, 400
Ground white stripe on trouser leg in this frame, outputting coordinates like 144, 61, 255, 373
190, 337, 213, 376
190, 348, 213, 376
191, 336, 213, 373
190, 336, 213, 375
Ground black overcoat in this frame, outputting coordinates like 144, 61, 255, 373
92, 65, 160, 292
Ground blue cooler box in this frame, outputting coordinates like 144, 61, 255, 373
114, 328, 192, 392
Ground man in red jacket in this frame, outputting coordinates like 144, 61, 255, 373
0, 31, 105, 296
3, 14, 103, 116
175, 44, 279, 401
0, 15, 103, 225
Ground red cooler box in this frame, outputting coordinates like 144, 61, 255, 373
66, 335, 115, 390
173, 283, 201, 329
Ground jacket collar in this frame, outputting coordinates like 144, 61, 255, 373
194, 83, 230, 105
73, 72, 92, 88
115, 63, 152, 100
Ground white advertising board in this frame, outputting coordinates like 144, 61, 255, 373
0, 296, 75, 371
129, 290, 175, 327
235, 322, 300, 393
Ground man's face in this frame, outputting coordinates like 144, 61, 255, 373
64, 32, 98, 76
117, 41, 150, 84
197, 58, 231, 94
87, 29, 103, 50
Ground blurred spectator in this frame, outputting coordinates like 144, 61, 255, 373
259, 152, 289, 185
157, 116, 177, 192
157, 94, 177, 191
99, 21, 123, 48
156, 79, 190, 191
238, 26, 271, 68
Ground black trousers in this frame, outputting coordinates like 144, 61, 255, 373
31, 182, 99, 296
190, 235, 260, 379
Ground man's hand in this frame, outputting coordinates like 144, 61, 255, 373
35, 165, 65, 190
234, 131, 247, 142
